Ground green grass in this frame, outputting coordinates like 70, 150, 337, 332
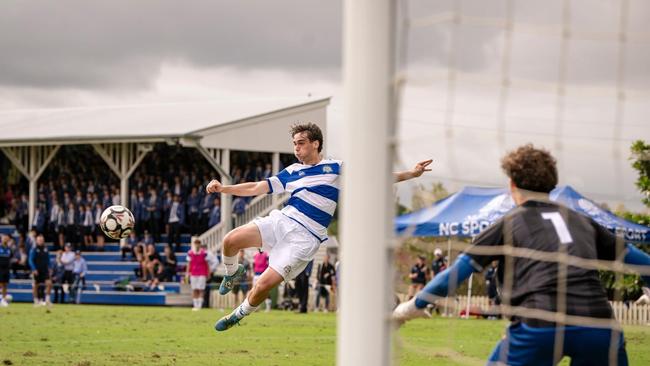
0, 304, 648, 365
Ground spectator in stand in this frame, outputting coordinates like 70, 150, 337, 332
162, 191, 173, 238
186, 187, 200, 235
11, 242, 30, 279
133, 244, 145, 280
32, 203, 46, 234
253, 250, 272, 312
123, 232, 138, 261
186, 239, 209, 311
29, 235, 52, 307
149, 246, 177, 291
64, 202, 78, 250
82, 204, 94, 250
16, 194, 28, 234
168, 194, 185, 252
146, 188, 161, 242
133, 191, 146, 236
60, 243, 75, 298
408, 255, 429, 300
51, 251, 66, 304
143, 243, 161, 281
48, 198, 63, 248
142, 230, 154, 246
232, 195, 246, 216
54, 201, 66, 250
0, 235, 12, 307
232, 250, 251, 305
93, 202, 105, 250
200, 192, 214, 232
431, 248, 447, 276
315, 254, 337, 312
208, 197, 221, 229
70, 251, 87, 304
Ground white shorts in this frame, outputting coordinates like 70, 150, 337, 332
254, 210, 320, 281
190, 275, 206, 290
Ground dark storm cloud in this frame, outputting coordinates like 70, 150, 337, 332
0, 0, 342, 89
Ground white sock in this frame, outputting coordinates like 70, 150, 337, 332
198, 298, 204, 309
265, 298, 272, 309
234, 298, 258, 319
223, 254, 239, 276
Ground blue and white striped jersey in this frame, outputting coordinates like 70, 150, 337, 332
266, 159, 341, 242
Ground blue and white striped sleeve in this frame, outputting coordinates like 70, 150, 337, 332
266, 168, 291, 194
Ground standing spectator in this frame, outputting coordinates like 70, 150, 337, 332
485, 260, 501, 316
29, 235, 52, 306
431, 248, 447, 276
162, 191, 173, 238
60, 243, 75, 297
232, 250, 251, 305
64, 202, 78, 250
294, 260, 313, 314
208, 197, 221, 229
408, 255, 429, 300
315, 254, 337, 312
167, 194, 185, 251
146, 189, 161, 242
186, 187, 200, 235
186, 239, 209, 311
200, 192, 214, 232
133, 191, 146, 236
54, 201, 66, 250
253, 251, 272, 312
82, 204, 94, 250
51, 252, 66, 304
93, 202, 105, 250
48, 199, 63, 247
32, 203, 46, 234
16, 194, 29, 234
70, 251, 87, 304
0, 235, 12, 307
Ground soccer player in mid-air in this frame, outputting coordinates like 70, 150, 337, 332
393, 144, 650, 365
206, 122, 432, 331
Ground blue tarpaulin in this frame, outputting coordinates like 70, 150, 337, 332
395, 185, 650, 243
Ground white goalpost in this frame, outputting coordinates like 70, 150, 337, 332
337, 0, 397, 365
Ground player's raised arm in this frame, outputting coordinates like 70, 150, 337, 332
394, 159, 433, 182
205, 179, 269, 197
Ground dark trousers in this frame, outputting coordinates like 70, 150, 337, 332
169, 222, 181, 248
294, 271, 309, 313
189, 213, 199, 235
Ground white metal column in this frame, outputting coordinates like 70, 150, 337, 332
92, 143, 152, 208
220, 149, 232, 232
1, 145, 60, 228
338, 1, 396, 365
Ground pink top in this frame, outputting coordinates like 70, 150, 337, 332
253, 251, 269, 275
188, 249, 209, 277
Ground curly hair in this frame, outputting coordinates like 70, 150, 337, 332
501, 144, 558, 193
290, 122, 323, 153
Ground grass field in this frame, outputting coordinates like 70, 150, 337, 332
1, 304, 649, 365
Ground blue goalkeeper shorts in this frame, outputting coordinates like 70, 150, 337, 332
487, 322, 628, 366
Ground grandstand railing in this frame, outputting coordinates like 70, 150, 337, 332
200, 193, 289, 253
233, 193, 289, 228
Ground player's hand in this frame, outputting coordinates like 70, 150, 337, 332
411, 159, 433, 178
206, 179, 222, 194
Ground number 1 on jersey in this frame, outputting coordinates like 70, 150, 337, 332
542, 212, 573, 244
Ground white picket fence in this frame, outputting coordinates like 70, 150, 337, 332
444, 295, 650, 326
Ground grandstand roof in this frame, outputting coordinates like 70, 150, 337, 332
0, 97, 330, 151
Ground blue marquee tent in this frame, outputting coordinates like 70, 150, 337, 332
395, 185, 650, 244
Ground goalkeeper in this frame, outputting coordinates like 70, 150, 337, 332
394, 144, 650, 366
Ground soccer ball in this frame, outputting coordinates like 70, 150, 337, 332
100, 205, 135, 240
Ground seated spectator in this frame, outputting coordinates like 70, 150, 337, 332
11, 243, 30, 279
149, 246, 177, 290
143, 243, 161, 281
133, 244, 145, 279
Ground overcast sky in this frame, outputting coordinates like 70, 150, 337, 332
1, 0, 649, 210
